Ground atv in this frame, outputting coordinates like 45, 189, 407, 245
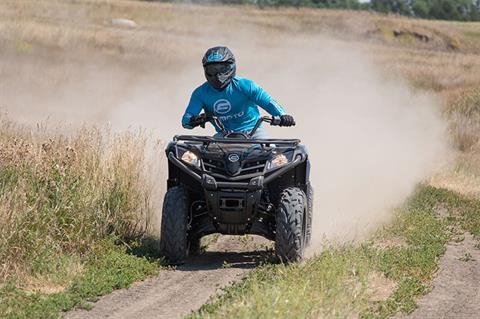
160, 115, 313, 264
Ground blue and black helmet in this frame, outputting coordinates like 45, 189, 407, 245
202, 46, 236, 90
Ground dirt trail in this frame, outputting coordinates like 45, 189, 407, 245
65, 236, 270, 319
396, 233, 480, 319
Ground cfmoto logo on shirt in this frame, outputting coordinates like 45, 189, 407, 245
213, 99, 232, 114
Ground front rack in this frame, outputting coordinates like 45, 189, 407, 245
173, 135, 301, 146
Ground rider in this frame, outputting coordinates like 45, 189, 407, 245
182, 46, 295, 138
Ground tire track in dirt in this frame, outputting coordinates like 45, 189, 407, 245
64, 236, 271, 319
395, 233, 480, 319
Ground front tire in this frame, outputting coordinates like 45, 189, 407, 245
275, 187, 307, 263
160, 186, 189, 264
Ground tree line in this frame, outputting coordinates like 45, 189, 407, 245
164, 0, 480, 21
367, 0, 480, 21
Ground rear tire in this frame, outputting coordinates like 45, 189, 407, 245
305, 183, 313, 247
160, 186, 189, 265
275, 187, 307, 263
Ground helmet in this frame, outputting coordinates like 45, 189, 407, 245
202, 46, 236, 90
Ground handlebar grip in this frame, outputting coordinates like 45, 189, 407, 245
270, 116, 281, 126
189, 113, 208, 128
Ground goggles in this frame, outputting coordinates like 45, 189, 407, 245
204, 63, 233, 76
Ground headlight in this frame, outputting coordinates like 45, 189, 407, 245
180, 150, 201, 168
266, 154, 289, 170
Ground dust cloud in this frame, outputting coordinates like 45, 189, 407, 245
1, 28, 450, 248
234, 36, 451, 251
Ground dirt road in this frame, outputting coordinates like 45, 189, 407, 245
396, 233, 480, 319
65, 236, 270, 319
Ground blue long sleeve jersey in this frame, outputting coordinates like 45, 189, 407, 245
182, 76, 286, 132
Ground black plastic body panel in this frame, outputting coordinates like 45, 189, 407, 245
164, 135, 310, 240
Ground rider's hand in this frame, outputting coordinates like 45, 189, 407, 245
279, 114, 295, 127
189, 114, 206, 128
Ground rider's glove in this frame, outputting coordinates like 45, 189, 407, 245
189, 114, 206, 128
279, 114, 295, 127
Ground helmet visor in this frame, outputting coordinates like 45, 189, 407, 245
204, 63, 234, 76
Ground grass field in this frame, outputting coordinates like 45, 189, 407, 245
1, 0, 480, 318
0, 119, 165, 318
190, 186, 480, 319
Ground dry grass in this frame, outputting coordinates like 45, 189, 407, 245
430, 144, 480, 198
366, 271, 397, 302
2, 0, 480, 98
2, 1, 480, 54
0, 116, 154, 284
446, 89, 480, 151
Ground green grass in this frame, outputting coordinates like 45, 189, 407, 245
188, 186, 480, 319
0, 240, 161, 319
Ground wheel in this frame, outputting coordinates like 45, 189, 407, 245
305, 182, 314, 247
275, 187, 307, 263
160, 186, 189, 264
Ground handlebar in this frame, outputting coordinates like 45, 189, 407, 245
249, 116, 281, 137
193, 114, 283, 138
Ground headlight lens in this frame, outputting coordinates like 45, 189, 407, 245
266, 154, 289, 170
180, 150, 201, 168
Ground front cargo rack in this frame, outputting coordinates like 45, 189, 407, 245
173, 135, 301, 146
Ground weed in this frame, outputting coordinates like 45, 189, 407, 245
238, 235, 254, 248
459, 252, 475, 262
222, 261, 232, 269
201, 234, 221, 252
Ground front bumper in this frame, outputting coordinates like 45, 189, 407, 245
167, 151, 303, 189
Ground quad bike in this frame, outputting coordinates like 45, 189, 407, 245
160, 115, 313, 264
